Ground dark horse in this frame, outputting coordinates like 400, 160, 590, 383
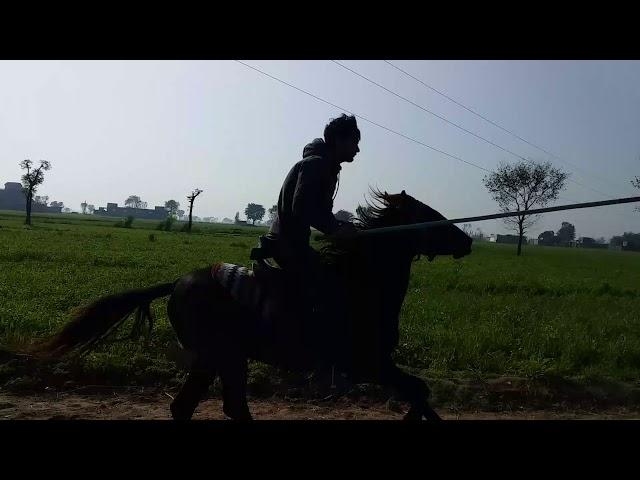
32, 190, 472, 420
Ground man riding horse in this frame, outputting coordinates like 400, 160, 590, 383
253, 114, 361, 358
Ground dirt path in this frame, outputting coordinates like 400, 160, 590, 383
2, 390, 639, 420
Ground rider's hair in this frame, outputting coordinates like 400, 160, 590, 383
324, 114, 360, 147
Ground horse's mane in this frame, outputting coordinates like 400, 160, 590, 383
353, 188, 398, 230
319, 188, 407, 265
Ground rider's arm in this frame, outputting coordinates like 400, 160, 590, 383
292, 160, 340, 234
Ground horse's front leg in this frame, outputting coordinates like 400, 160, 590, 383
382, 363, 442, 421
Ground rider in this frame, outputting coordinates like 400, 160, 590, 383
264, 114, 360, 359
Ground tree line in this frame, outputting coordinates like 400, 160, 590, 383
13, 158, 640, 250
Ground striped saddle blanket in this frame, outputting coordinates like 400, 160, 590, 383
211, 262, 286, 324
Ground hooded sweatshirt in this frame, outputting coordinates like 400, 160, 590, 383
269, 138, 341, 252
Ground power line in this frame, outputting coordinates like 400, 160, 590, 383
332, 60, 614, 200
332, 60, 530, 163
234, 60, 632, 218
384, 59, 634, 197
237, 60, 639, 229
235, 60, 491, 173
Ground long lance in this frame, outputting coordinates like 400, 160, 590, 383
355, 196, 640, 237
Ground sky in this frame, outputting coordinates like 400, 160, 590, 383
0, 60, 638, 239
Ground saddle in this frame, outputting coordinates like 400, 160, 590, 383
250, 235, 286, 283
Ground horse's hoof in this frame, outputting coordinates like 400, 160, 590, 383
423, 408, 443, 422
223, 406, 253, 421
170, 401, 194, 421
402, 409, 423, 421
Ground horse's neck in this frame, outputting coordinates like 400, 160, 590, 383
354, 238, 414, 315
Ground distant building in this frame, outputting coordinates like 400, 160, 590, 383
0, 182, 24, 210
0, 181, 62, 213
94, 202, 168, 220
496, 234, 527, 244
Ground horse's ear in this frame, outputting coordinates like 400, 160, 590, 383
401, 190, 406, 196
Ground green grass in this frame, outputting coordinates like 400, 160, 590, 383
1, 209, 640, 390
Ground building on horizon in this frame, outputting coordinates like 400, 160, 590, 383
0, 181, 63, 213
94, 202, 168, 220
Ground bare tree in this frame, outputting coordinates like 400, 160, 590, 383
20, 159, 51, 225
633, 176, 640, 212
80, 201, 88, 214
186, 189, 203, 233
461, 223, 473, 236
483, 160, 568, 256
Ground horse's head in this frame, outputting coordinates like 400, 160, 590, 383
357, 190, 472, 260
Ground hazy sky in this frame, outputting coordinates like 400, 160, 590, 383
1, 60, 638, 239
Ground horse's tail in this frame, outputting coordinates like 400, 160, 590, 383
29, 281, 177, 358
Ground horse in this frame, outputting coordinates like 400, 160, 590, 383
31, 190, 472, 420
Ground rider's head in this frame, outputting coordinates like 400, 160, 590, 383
324, 114, 361, 164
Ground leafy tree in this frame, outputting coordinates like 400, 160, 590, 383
556, 221, 576, 244
335, 209, 355, 223
244, 203, 265, 225
483, 160, 568, 256
165, 199, 180, 217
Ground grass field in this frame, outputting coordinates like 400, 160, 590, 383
1, 209, 640, 392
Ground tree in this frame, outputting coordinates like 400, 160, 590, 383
335, 209, 355, 223
33, 195, 49, 206
483, 160, 568, 256
596, 237, 606, 244
222, 217, 233, 224
62, 207, 72, 213
20, 159, 52, 225
538, 230, 556, 246
125, 195, 144, 209
267, 204, 278, 225
177, 209, 185, 219
50, 201, 64, 209
234, 212, 241, 224
87, 204, 95, 214
165, 199, 180, 217
610, 232, 640, 251
244, 203, 265, 225
472, 227, 485, 240
460, 223, 473, 236
556, 222, 576, 245
80, 201, 88, 214
186, 188, 203, 233
633, 176, 640, 212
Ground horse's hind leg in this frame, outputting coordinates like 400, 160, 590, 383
170, 362, 215, 421
218, 350, 252, 421
383, 363, 442, 422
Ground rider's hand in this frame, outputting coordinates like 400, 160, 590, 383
330, 222, 358, 241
